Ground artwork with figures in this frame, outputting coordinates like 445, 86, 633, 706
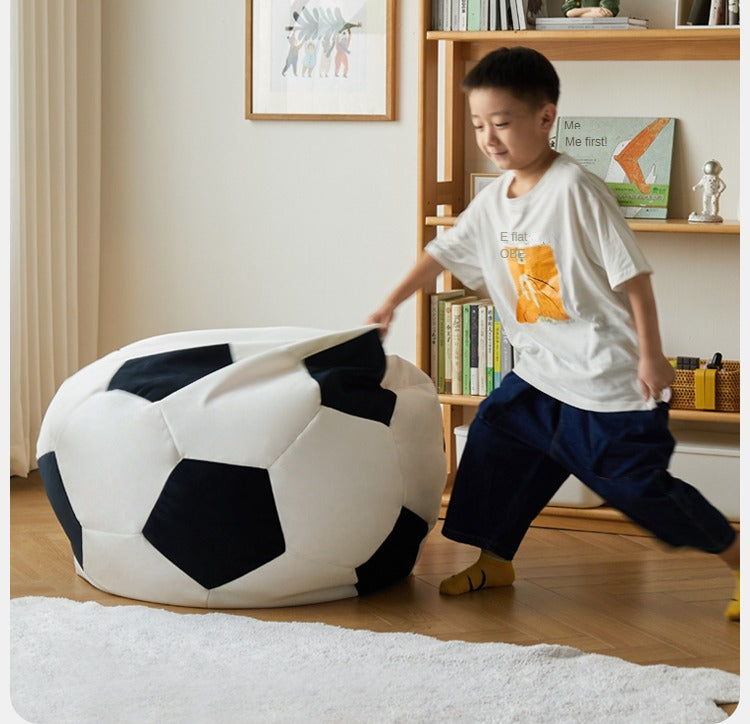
247, 0, 395, 120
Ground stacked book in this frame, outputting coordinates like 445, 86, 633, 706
430, 291, 514, 396
681, 0, 740, 26
431, 0, 548, 31
535, 16, 649, 30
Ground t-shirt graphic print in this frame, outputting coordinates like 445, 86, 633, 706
504, 244, 570, 324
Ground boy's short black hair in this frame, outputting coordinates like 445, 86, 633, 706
462, 46, 560, 107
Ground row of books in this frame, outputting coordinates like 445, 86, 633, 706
683, 0, 740, 26
430, 0, 545, 31
430, 290, 514, 397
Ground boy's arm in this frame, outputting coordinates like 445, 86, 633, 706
366, 251, 445, 335
622, 273, 676, 400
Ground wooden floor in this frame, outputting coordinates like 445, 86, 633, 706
11, 471, 740, 711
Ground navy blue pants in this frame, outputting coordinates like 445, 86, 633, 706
443, 372, 736, 560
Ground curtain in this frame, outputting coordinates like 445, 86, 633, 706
10, 0, 101, 477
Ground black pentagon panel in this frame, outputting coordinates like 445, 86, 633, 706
107, 344, 234, 402
143, 459, 285, 589
304, 329, 396, 426
38, 452, 83, 568
355, 507, 428, 595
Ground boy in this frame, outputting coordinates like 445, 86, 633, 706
367, 47, 739, 620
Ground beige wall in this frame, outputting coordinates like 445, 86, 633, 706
100, 0, 740, 367
465, 55, 740, 359
99, 0, 420, 360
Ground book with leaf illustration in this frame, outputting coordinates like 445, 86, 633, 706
554, 116, 676, 219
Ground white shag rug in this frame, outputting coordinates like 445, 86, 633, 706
10, 596, 738, 723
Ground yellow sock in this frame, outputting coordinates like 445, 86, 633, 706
439, 552, 515, 595
725, 569, 739, 621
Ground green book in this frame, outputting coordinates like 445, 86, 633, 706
493, 308, 502, 390
462, 297, 477, 395
467, 0, 482, 30
462, 302, 472, 396
486, 304, 494, 395
452, 296, 476, 395
555, 116, 676, 219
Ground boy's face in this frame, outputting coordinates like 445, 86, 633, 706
468, 87, 556, 173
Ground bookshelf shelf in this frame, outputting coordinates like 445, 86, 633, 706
426, 216, 740, 234
438, 393, 739, 424
416, 3, 740, 531
425, 28, 740, 61
668, 409, 740, 424
627, 219, 740, 234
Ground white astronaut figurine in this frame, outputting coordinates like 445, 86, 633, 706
688, 160, 726, 223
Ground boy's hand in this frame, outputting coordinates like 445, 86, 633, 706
637, 353, 675, 401
365, 304, 395, 337
364, 251, 444, 339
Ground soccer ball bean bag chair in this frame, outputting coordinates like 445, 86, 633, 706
36, 326, 446, 608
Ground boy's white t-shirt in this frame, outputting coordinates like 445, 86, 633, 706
425, 153, 654, 412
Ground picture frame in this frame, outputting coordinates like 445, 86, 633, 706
470, 173, 502, 198
246, 0, 396, 121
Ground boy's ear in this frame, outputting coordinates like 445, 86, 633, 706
539, 102, 557, 132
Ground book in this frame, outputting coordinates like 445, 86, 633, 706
708, 0, 726, 23
493, 308, 503, 390
477, 300, 493, 396
513, 0, 527, 29
431, 290, 466, 392
508, 0, 520, 29
728, 0, 740, 24
686, 0, 712, 24
476, 302, 486, 395
555, 116, 676, 219
500, 0, 509, 30
535, 17, 648, 30
485, 304, 494, 395
450, 301, 462, 394
466, 298, 492, 396
467, 0, 482, 30
451, 296, 477, 394
500, 329, 514, 380
459, 0, 468, 30
480, 0, 490, 30
444, 295, 466, 393
463, 301, 478, 395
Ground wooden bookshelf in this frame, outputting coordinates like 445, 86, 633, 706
438, 393, 739, 424
416, 3, 740, 531
627, 219, 741, 234
425, 28, 740, 62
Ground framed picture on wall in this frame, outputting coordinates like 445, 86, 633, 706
246, 0, 396, 121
